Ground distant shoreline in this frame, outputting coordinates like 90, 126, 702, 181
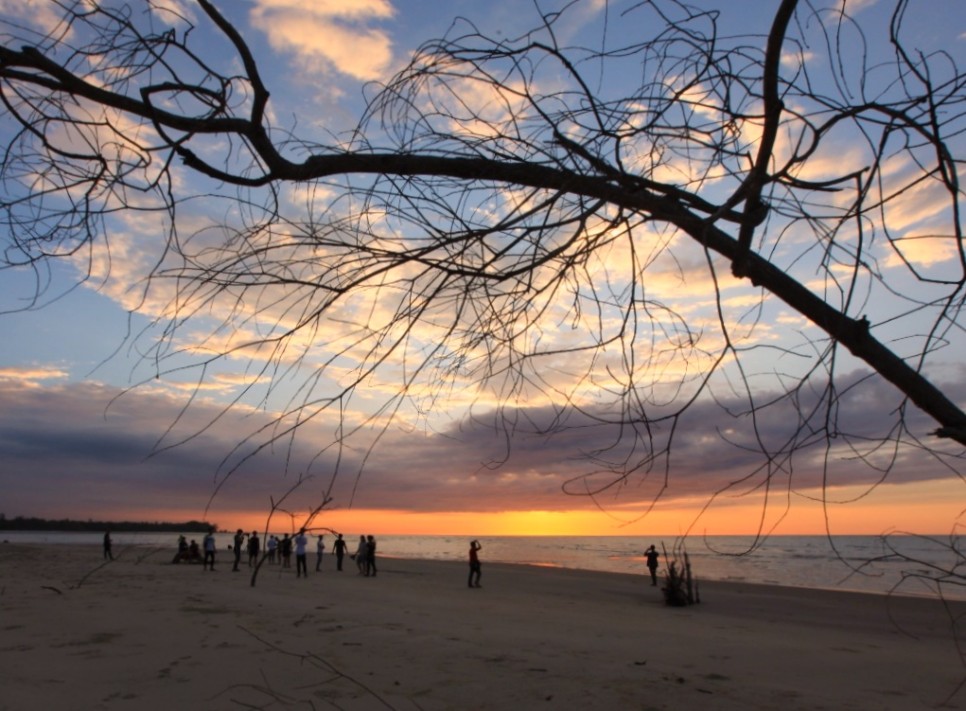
0, 516, 213, 533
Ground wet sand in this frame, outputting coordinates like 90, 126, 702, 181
0, 543, 963, 710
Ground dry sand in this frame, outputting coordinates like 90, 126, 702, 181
1, 543, 963, 710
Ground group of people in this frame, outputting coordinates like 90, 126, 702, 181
170, 535, 200, 564
166, 532, 218, 568
168, 531, 484, 587
121, 528, 654, 590
169, 529, 380, 576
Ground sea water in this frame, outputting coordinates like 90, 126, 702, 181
378, 534, 966, 599
3, 531, 962, 600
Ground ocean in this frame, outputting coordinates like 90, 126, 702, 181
3, 531, 962, 600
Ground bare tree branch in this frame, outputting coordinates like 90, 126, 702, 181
0, 1, 963, 560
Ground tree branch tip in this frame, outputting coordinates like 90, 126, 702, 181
932, 426, 966, 446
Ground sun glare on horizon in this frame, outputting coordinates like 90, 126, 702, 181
196, 477, 964, 538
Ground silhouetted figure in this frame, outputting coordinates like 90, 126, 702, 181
315, 535, 325, 572
365, 535, 377, 577
645, 544, 660, 586
232, 529, 245, 571
247, 531, 260, 567
354, 535, 367, 575
172, 535, 188, 563
188, 539, 201, 563
468, 540, 482, 588
333, 534, 347, 571
267, 535, 278, 564
202, 529, 216, 571
295, 529, 308, 578
103, 531, 113, 561
280, 534, 292, 568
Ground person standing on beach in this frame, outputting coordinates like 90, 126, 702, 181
333, 533, 347, 571
645, 544, 660, 586
354, 535, 367, 574
315, 535, 325, 572
248, 531, 260, 567
202, 529, 216, 571
280, 534, 292, 568
294, 529, 309, 578
232, 529, 245, 572
365, 534, 377, 577
468, 540, 482, 588
103, 531, 113, 561
267, 535, 277, 564
172, 535, 188, 564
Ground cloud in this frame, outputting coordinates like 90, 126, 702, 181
149, 0, 197, 25
353, 364, 965, 516
884, 234, 963, 270
250, 0, 396, 81
0, 0, 71, 36
782, 49, 815, 68
836, 0, 879, 14
2, 361, 960, 526
0, 366, 69, 384
0, 377, 333, 521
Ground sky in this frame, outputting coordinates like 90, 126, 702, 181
0, 0, 964, 538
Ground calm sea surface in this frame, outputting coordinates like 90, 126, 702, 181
2, 531, 962, 600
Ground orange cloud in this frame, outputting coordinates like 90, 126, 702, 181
884, 233, 962, 270
0, 366, 69, 384
251, 0, 395, 81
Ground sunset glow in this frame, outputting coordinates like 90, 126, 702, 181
0, 1, 963, 541
198, 478, 965, 538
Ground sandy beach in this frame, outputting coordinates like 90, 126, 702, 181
1, 543, 963, 710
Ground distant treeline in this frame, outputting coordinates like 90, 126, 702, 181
0, 516, 215, 533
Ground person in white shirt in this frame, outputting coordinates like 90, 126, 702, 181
294, 529, 309, 578
354, 535, 367, 575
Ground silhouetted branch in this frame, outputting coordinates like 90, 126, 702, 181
0, 0, 963, 588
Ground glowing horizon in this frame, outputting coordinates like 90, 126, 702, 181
164, 480, 965, 538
